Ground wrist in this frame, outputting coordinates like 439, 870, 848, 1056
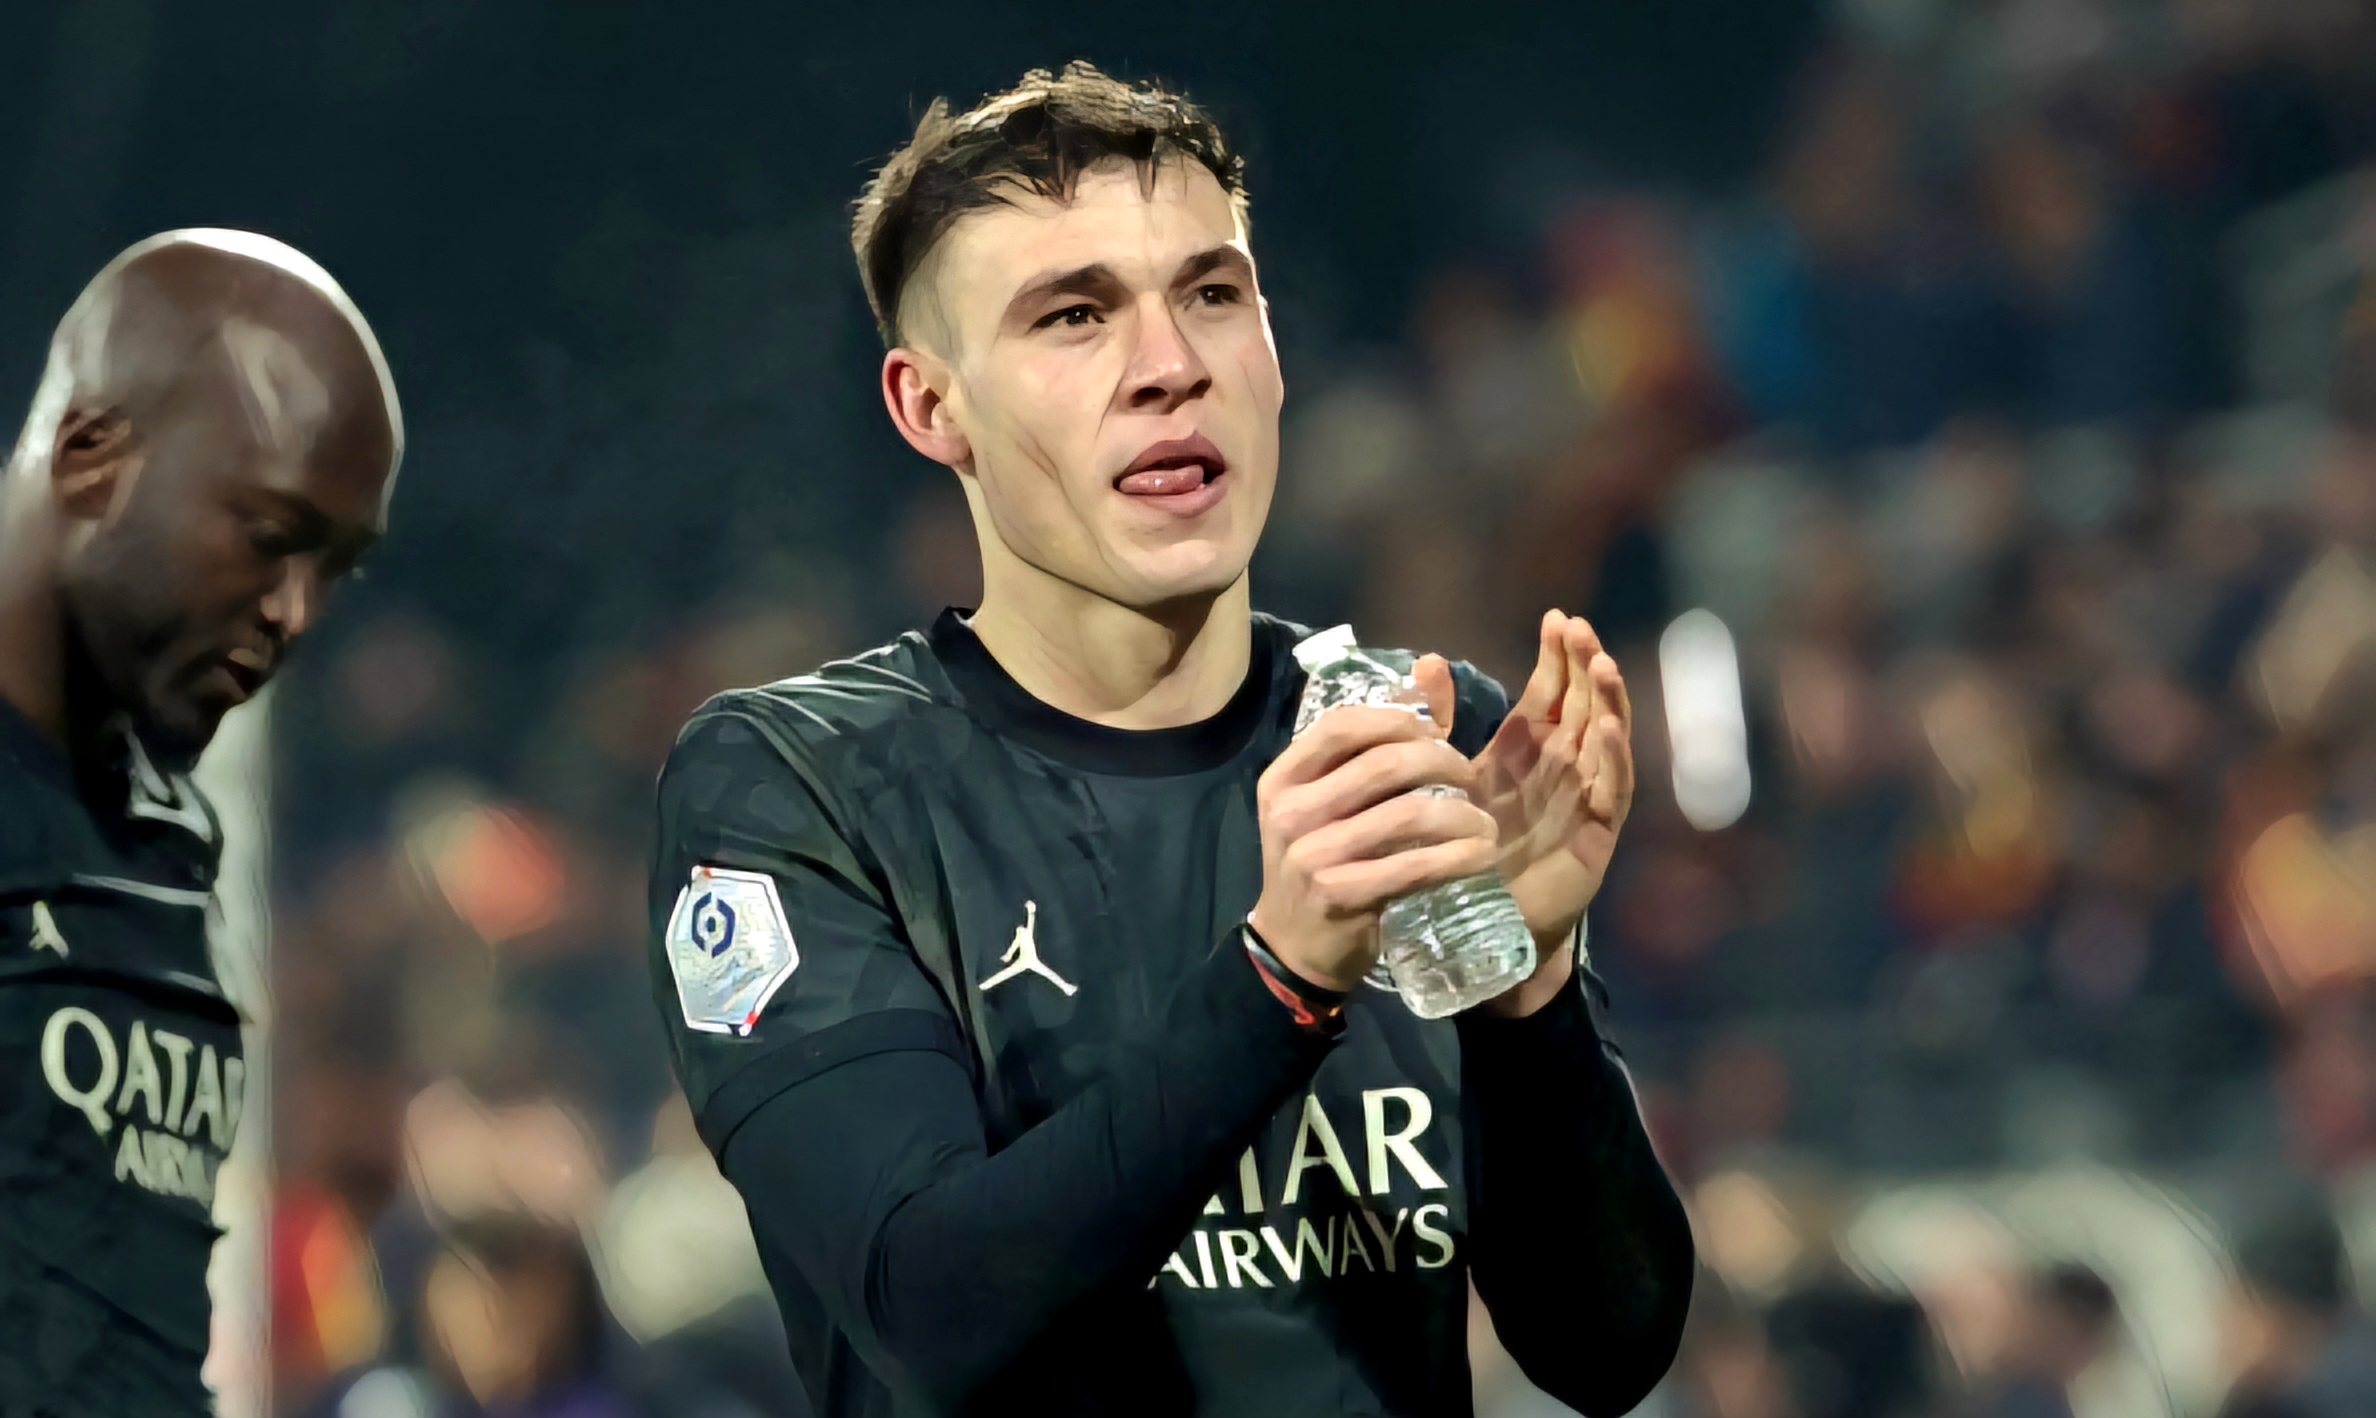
1241, 922, 1350, 1036
1479, 919, 1582, 1019
1531, 914, 1580, 956
1245, 906, 1364, 995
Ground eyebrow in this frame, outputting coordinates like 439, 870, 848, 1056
1000, 246, 1257, 330
324, 521, 383, 571
1171, 245, 1252, 290
252, 486, 383, 567
1003, 263, 1128, 327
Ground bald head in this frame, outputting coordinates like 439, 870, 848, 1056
6, 230, 403, 756
17, 228, 402, 494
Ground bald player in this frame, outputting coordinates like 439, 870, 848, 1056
0, 230, 399, 1416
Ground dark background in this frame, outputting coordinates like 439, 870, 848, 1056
13, 3, 2376, 1416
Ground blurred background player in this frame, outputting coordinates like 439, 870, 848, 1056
2217, 1190, 2376, 1418
1976, 1263, 2125, 1418
0, 230, 399, 1416
647, 62, 1692, 1416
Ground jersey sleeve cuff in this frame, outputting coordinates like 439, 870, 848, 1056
1187, 929, 1343, 1076
1453, 960, 1607, 1096
1238, 923, 1350, 1036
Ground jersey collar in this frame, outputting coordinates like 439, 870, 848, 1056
928, 608, 1282, 777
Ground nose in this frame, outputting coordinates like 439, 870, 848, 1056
1121, 296, 1211, 414
260, 556, 323, 642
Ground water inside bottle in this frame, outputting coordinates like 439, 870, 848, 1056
1290, 626, 1538, 1017
1380, 874, 1537, 1018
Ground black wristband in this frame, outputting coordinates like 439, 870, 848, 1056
1240, 921, 1350, 1035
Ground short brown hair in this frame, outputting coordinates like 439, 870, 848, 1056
851, 61, 1248, 346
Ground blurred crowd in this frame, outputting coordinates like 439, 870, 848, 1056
263, 2, 2376, 1416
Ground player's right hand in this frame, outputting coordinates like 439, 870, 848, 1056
1247, 701, 1501, 994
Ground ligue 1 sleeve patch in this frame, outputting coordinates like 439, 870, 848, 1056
664, 866, 799, 1037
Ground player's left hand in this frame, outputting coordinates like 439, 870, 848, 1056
1419, 610, 1634, 1014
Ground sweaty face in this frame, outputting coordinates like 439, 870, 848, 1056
921, 159, 1283, 610
60, 321, 392, 757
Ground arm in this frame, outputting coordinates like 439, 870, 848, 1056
718, 937, 1327, 1406
1431, 619, 1688, 1411
653, 709, 1330, 1404
1460, 950, 1694, 1418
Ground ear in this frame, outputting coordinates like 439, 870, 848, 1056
50, 407, 137, 522
881, 347, 972, 471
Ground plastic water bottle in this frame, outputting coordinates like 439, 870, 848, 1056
1290, 625, 1536, 1018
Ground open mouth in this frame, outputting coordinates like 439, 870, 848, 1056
213, 651, 271, 703
1115, 434, 1228, 502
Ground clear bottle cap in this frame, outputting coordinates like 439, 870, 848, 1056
1291, 624, 1361, 671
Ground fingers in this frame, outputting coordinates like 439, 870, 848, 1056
1600, 712, 1634, 819
1574, 631, 1634, 819
1518, 609, 1607, 732
1551, 610, 1627, 733
1565, 614, 1604, 658
1414, 654, 1456, 738
1555, 637, 1597, 757
1309, 827, 1502, 914
1518, 613, 1632, 825
1292, 790, 1498, 874
1577, 700, 1633, 822
1578, 711, 1615, 819
1508, 610, 1569, 724
1288, 788, 1497, 916
1593, 648, 1632, 736
1271, 736, 1478, 840
1262, 706, 1437, 792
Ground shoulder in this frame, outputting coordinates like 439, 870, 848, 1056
668, 633, 950, 773
0, 751, 90, 897
656, 630, 964, 839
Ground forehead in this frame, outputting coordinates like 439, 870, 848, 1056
176, 322, 397, 526
923, 161, 1247, 328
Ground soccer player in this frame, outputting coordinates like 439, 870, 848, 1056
649, 64, 1692, 1417
0, 230, 401, 1414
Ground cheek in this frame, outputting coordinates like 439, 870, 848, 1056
967, 364, 1107, 508
111, 505, 260, 638
1214, 336, 1284, 485
198, 499, 283, 591
1236, 330, 1286, 416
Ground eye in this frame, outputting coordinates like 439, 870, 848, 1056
1035, 303, 1102, 331
1194, 283, 1242, 307
245, 517, 301, 559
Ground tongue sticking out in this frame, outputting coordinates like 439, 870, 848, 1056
1117, 463, 1211, 496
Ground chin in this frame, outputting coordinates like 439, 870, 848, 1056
1121, 554, 1250, 612
141, 695, 226, 765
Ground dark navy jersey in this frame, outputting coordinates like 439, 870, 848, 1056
0, 702, 245, 1417
648, 611, 1693, 1418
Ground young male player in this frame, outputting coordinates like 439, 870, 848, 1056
649, 64, 1692, 1417
0, 230, 401, 1415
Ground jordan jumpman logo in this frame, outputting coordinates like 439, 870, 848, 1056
978, 901, 1077, 997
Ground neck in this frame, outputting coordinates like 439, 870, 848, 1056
0, 480, 69, 741
969, 570, 1253, 731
